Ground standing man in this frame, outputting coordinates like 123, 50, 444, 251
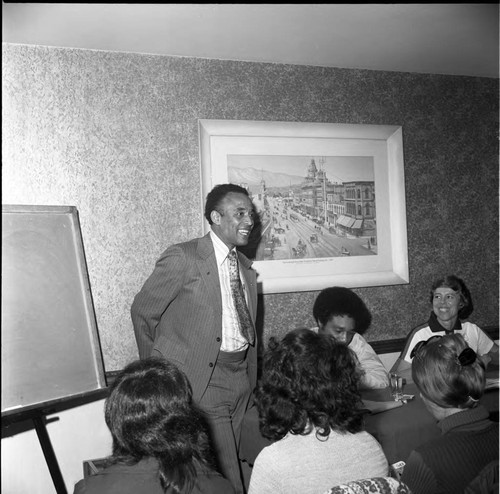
131, 183, 258, 494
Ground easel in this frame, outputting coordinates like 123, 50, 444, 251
33, 413, 67, 494
2, 206, 108, 493
2, 407, 67, 494
2, 388, 108, 494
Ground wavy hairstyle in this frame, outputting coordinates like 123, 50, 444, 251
312, 286, 372, 334
412, 334, 485, 409
105, 357, 216, 493
430, 274, 473, 319
255, 328, 364, 442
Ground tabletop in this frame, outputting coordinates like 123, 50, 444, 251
239, 374, 499, 466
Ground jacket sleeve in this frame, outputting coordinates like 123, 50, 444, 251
130, 245, 186, 358
351, 333, 389, 389
401, 450, 437, 494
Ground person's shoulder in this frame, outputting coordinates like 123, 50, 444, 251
461, 321, 482, 332
73, 471, 161, 494
73, 460, 164, 494
161, 235, 210, 255
193, 468, 236, 494
350, 332, 367, 344
174, 234, 209, 249
254, 435, 290, 458
405, 322, 435, 345
410, 320, 432, 334
357, 429, 386, 446
73, 477, 88, 494
344, 431, 388, 459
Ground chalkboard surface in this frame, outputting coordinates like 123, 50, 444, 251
1, 205, 106, 417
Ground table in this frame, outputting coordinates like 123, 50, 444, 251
239, 380, 499, 466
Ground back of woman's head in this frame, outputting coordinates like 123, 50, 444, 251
255, 328, 363, 441
105, 357, 213, 492
412, 334, 485, 409
429, 274, 473, 319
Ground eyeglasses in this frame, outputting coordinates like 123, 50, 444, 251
410, 335, 442, 359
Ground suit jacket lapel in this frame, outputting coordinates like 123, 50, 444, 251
196, 234, 222, 310
196, 233, 257, 323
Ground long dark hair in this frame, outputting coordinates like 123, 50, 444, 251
255, 328, 364, 442
105, 357, 216, 493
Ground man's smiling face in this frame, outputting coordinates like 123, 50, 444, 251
211, 192, 255, 249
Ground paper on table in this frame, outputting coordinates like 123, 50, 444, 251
361, 399, 404, 414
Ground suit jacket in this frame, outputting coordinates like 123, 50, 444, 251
73, 457, 235, 494
131, 233, 258, 401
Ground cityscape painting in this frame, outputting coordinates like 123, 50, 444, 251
228, 154, 377, 262
199, 119, 409, 293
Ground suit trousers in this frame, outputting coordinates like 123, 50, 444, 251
198, 349, 252, 494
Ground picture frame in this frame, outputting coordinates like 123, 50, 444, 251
199, 119, 409, 294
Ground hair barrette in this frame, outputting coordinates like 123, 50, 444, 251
457, 347, 476, 366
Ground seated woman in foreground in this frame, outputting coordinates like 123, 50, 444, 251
73, 357, 235, 494
401, 334, 499, 494
391, 274, 498, 375
313, 286, 389, 389
248, 328, 388, 494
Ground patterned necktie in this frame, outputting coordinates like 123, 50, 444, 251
228, 250, 255, 345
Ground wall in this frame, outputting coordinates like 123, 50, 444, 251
2, 43, 499, 375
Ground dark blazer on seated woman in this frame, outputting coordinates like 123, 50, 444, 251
400, 334, 499, 494
74, 457, 233, 494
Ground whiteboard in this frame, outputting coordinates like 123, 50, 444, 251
1, 205, 106, 416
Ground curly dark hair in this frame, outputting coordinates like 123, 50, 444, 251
105, 357, 216, 493
429, 274, 474, 319
204, 183, 249, 225
312, 286, 372, 334
255, 328, 364, 442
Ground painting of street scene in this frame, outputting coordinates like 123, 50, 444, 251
228, 154, 378, 262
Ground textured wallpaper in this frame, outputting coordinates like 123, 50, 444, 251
2, 43, 498, 372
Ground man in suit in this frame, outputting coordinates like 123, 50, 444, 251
131, 183, 258, 494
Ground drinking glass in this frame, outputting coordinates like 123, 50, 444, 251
390, 372, 404, 401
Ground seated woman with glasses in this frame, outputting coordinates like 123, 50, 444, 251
400, 334, 499, 494
313, 286, 389, 389
391, 274, 498, 375
73, 357, 235, 494
248, 328, 388, 494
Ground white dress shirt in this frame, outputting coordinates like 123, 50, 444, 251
210, 231, 249, 352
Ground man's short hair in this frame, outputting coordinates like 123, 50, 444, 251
204, 183, 249, 225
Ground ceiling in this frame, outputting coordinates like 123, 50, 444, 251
2, 3, 499, 78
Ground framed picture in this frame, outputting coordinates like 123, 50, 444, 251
199, 119, 408, 294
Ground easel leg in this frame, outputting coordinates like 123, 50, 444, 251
33, 415, 68, 494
